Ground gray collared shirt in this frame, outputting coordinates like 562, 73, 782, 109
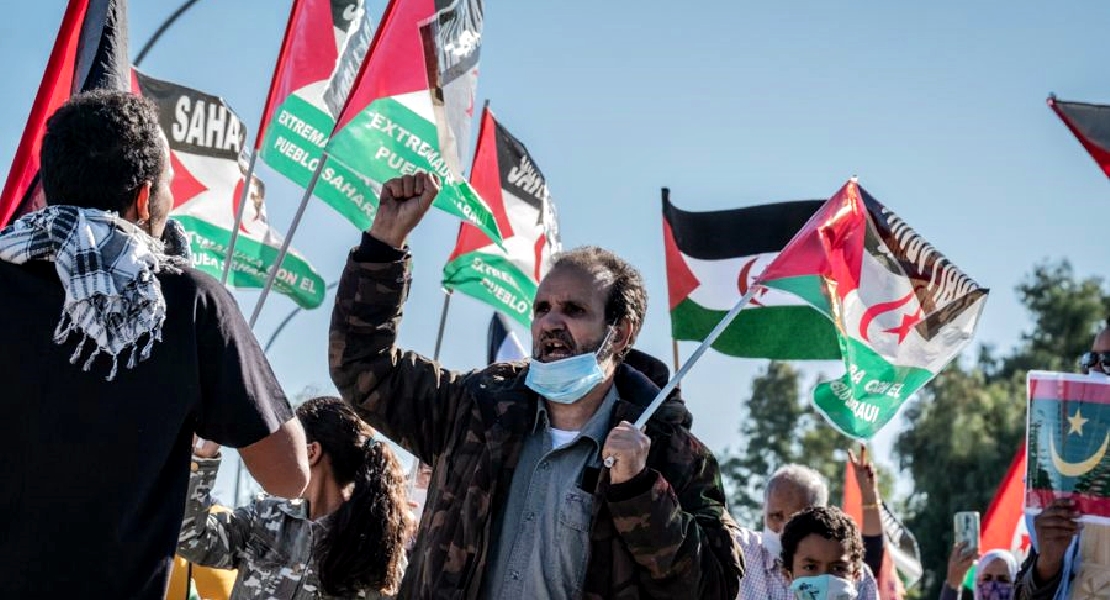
481, 386, 619, 600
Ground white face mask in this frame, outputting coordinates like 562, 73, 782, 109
790, 574, 858, 600
761, 528, 783, 560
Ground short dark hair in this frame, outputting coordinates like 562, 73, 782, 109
40, 90, 166, 213
781, 506, 864, 576
549, 246, 647, 359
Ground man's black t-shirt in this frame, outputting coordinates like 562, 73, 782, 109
0, 260, 294, 599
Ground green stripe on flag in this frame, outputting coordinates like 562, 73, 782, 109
175, 215, 325, 309
762, 274, 832, 317
671, 298, 841, 360
814, 337, 934, 439
326, 96, 502, 243
259, 92, 380, 230
443, 251, 537, 328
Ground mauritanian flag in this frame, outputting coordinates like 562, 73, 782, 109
663, 194, 839, 359
1048, 95, 1110, 180
324, 0, 503, 243
754, 180, 988, 439
442, 105, 560, 327
1026, 372, 1110, 521
133, 70, 325, 308
255, 0, 385, 229
1, 0, 130, 227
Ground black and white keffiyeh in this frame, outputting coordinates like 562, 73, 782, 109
0, 206, 192, 380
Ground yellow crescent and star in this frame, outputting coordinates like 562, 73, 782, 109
1050, 406, 1110, 478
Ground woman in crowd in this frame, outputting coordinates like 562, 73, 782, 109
942, 543, 1018, 600
178, 396, 413, 599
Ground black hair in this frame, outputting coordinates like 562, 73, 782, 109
549, 246, 647, 360
781, 505, 864, 576
40, 90, 166, 213
297, 397, 411, 596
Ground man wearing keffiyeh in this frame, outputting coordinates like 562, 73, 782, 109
0, 90, 310, 599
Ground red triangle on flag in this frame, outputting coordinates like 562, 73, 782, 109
662, 218, 699, 311
447, 104, 510, 262
169, 151, 209, 210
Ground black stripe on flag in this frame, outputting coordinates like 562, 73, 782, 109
1052, 98, 1110, 153
487, 312, 526, 365
662, 195, 823, 260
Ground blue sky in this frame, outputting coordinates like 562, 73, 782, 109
2, 1, 1106, 504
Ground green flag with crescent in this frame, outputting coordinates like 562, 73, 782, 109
1026, 371, 1110, 522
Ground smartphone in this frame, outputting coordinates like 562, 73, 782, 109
954, 511, 980, 556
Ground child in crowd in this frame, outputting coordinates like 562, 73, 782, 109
781, 505, 866, 600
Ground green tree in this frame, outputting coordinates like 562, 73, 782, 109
721, 364, 895, 530
720, 361, 806, 528
1001, 260, 1110, 378
896, 259, 1109, 597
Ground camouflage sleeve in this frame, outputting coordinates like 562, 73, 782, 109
605, 448, 743, 599
328, 244, 473, 465
176, 455, 254, 569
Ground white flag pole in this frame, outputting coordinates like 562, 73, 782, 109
221, 151, 258, 284
247, 154, 327, 328
628, 284, 762, 434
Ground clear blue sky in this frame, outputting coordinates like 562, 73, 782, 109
2, 1, 1106, 504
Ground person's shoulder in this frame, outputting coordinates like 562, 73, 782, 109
159, 266, 238, 309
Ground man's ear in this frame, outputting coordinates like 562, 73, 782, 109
612, 318, 634, 356
134, 182, 153, 222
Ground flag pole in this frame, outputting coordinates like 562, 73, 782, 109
247, 155, 327, 328
409, 290, 453, 494
629, 284, 761, 432
221, 151, 257, 284
670, 338, 680, 373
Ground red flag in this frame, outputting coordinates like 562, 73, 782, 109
1048, 95, 1110, 180
981, 443, 1030, 558
843, 462, 906, 600
255, 0, 346, 151
0, 0, 130, 228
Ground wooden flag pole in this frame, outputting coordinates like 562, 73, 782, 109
247, 154, 327, 328
671, 338, 680, 373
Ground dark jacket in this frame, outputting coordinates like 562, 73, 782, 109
328, 239, 744, 599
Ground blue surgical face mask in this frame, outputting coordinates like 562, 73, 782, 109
525, 328, 614, 404
789, 574, 858, 600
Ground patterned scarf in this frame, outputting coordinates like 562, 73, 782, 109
0, 206, 192, 380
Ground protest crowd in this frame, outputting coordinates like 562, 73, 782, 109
1, 2, 1108, 600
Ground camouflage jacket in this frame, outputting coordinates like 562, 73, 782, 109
177, 456, 397, 600
328, 241, 744, 600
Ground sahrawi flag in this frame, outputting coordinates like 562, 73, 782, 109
442, 105, 561, 327
132, 70, 326, 308
1048, 94, 1110, 180
487, 312, 526, 364
256, 0, 385, 228
1, 0, 130, 227
663, 195, 840, 359
324, 0, 503, 243
753, 179, 988, 439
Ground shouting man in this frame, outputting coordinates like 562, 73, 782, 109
329, 174, 743, 599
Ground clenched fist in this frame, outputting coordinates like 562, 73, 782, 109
602, 421, 650, 485
368, 173, 440, 248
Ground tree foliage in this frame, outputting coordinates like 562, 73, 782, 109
896, 260, 1108, 597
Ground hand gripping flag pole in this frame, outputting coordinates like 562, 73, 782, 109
604, 283, 761, 468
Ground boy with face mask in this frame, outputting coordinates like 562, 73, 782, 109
781, 506, 864, 600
